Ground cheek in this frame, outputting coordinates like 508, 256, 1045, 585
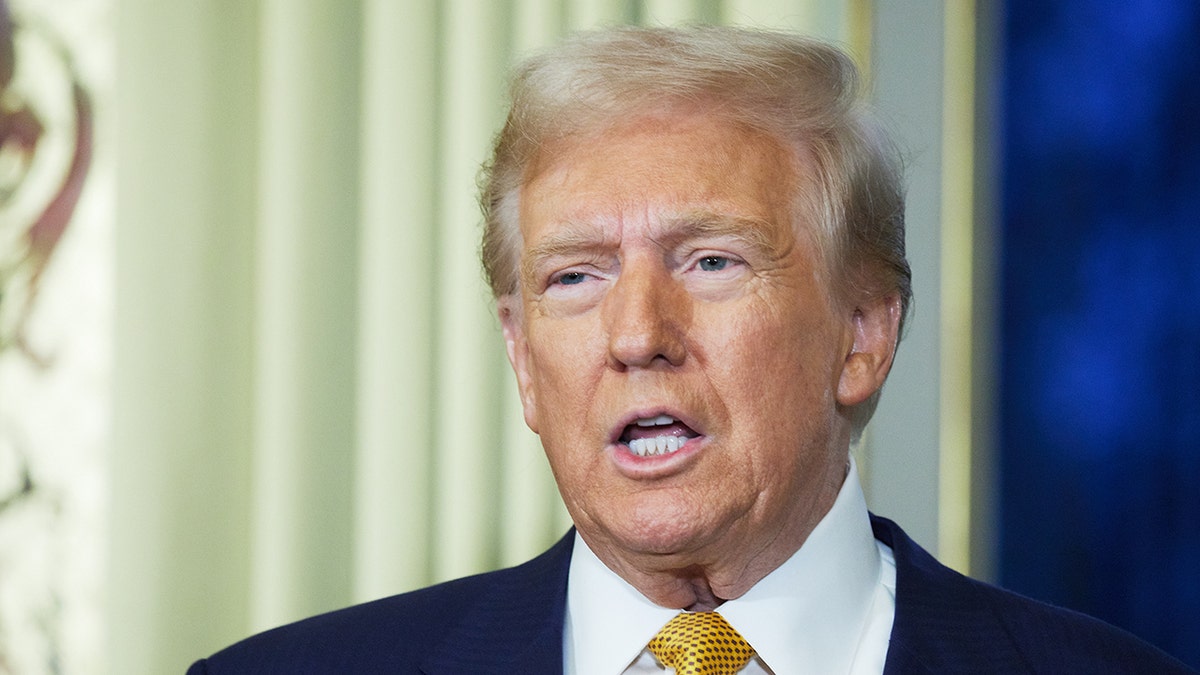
709, 303, 840, 414
530, 322, 599, 376
525, 319, 607, 421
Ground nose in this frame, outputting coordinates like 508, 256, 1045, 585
603, 260, 688, 370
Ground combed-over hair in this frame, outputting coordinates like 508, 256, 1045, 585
478, 25, 912, 433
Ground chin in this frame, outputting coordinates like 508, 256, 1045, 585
604, 494, 729, 557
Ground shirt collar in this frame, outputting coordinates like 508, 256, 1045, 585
564, 458, 882, 675
565, 531, 678, 674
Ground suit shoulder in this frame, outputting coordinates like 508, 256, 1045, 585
871, 515, 1194, 673
191, 532, 574, 674
192, 572, 494, 673
969, 575, 1194, 673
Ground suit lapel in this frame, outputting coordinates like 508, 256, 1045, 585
873, 515, 1027, 674
419, 531, 574, 674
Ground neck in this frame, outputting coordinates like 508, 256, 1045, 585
590, 482, 842, 611
604, 535, 807, 610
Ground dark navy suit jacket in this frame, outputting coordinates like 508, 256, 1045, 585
189, 516, 1193, 674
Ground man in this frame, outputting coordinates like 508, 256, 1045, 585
190, 26, 1192, 674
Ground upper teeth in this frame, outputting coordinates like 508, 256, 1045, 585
635, 414, 675, 427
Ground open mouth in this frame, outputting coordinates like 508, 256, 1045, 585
618, 414, 700, 457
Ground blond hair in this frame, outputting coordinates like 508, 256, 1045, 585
480, 25, 911, 339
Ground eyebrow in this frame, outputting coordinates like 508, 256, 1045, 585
524, 224, 615, 262
520, 223, 619, 283
658, 211, 782, 253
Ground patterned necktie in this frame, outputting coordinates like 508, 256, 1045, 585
647, 611, 756, 675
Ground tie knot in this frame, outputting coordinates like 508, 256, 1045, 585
647, 612, 756, 675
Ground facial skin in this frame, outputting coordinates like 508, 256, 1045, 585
499, 111, 900, 611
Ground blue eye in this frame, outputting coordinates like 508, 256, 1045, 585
557, 271, 588, 285
697, 256, 729, 272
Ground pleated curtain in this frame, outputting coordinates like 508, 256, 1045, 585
110, 2, 865, 672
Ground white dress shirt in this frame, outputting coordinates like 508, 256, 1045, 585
563, 459, 896, 675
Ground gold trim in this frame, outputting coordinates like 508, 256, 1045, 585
938, 0, 977, 574
848, 0, 873, 79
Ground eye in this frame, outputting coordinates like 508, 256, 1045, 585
697, 255, 730, 272
554, 271, 589, 286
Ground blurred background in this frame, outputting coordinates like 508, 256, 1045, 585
0, 0, 1196, 673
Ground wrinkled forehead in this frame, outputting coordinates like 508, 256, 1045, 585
514, 109, 834, 275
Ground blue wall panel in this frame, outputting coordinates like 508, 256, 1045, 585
1000, 1, 1200, 667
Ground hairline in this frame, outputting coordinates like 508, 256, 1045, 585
496, 111, 851, 314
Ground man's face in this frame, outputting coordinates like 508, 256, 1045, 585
501, 112, 883, 585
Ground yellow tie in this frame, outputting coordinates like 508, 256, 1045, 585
647, 612, 756, 675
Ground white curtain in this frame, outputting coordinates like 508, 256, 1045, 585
107, 2, 942, 674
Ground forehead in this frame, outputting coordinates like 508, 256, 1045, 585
519, 112, 805, 244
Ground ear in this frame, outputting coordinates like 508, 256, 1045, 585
836, 293, 902, 407
498, 295, 540, 434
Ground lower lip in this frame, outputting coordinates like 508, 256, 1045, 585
608, 436, 706, 476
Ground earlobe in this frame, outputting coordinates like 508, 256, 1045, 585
498, 297, 540, 433
836, 293, 902, 407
